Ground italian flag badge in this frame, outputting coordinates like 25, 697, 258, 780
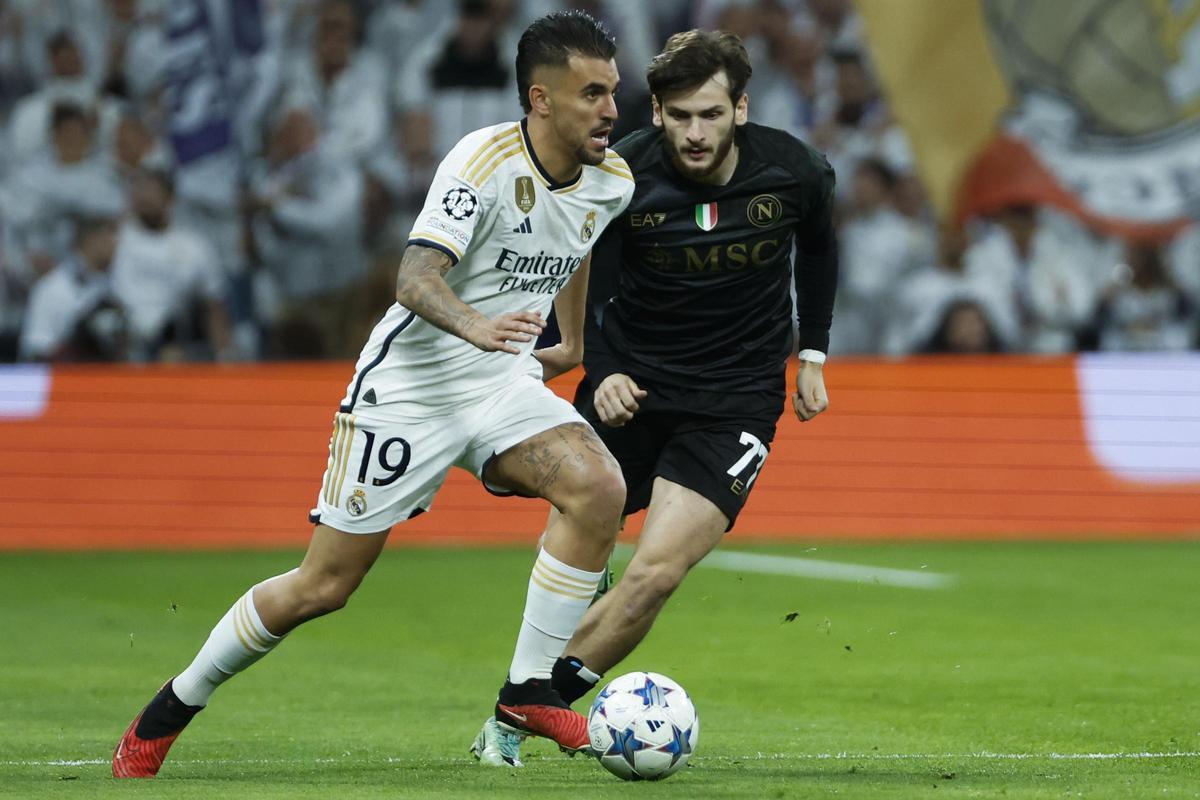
694, 202, 718, 231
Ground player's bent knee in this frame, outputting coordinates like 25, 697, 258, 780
555, 453, 625, 525
296, 571, 361, 617
587, 460, 626, 513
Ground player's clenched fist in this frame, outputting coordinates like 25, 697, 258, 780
464, 311, 546, 354
792, 361, 829, 422
594, 373, 648, 427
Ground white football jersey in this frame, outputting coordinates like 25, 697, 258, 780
340, 120, 634, 415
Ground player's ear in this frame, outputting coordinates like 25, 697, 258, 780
529, 82, 551, 117
651, 96, 663, 128
734, 93, 749, 126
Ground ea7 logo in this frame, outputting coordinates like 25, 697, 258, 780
631, 212, 666, 228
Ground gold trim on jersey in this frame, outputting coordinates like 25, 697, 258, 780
410, 232, 464, 260
471, 144, 523, 186
459, 125, 520, 183
596, 162, 634, 182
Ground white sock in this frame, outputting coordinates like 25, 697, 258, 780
172, 581, 285, 707
508, 549, 603, 683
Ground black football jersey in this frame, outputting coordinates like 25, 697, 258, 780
584, 122, 838, 396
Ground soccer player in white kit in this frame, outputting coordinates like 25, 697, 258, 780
113, 11, 634, 778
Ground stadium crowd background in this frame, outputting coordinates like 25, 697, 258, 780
0, 0, 1196, 364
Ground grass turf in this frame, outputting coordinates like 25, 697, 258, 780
1, 541, 1197, 798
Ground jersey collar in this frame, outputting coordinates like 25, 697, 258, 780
520, 118, 583, 192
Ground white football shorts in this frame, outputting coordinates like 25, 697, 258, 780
309, 373, 583, 533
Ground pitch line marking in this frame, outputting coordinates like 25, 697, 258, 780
613, 545, 954, 590
10, 752, 1197, 768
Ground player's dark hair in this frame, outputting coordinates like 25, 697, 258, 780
647, 29, 752, 105
515, 11, 616, 114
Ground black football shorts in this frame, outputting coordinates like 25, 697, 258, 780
574, 376, 782, 530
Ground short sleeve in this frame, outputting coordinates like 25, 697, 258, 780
407, 151, 494, 265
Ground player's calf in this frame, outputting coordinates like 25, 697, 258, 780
608, 558, 688, 624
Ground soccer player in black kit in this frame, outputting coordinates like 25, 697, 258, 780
472, 29, 837, 767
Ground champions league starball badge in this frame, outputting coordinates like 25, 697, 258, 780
441, 187, 479, 221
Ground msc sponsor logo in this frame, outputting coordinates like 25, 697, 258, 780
685, 239, 781, 271
636, 234, 785, 273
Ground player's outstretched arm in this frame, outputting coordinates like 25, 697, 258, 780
395, 243, 546, 354
533, 253, 591, 381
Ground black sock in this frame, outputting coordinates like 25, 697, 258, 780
551, 656, 600, 706
134, 681, 203, 739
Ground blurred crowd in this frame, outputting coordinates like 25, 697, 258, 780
0, 0, 1196, 364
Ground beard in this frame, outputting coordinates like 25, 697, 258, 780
668, 123, 737, 180
574, 142, 606, 166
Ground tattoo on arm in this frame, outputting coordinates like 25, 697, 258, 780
395, 245, 485, 341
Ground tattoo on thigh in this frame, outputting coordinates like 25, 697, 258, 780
573, 424, 612, 462
511, 424, 610, 496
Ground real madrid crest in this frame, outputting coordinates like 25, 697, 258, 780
515, 176, 536, 214
581, 210, 597, 242
346, 488, 368, 517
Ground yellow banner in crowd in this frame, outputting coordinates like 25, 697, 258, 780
858, 0, 1200, 240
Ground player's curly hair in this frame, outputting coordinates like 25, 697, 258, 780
647, 29, 752, 105
516, 10, 617, 114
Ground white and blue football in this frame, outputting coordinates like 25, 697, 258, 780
587, 671, 699, 781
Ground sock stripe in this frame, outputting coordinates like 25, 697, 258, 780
235, 597, 271, 652
530, 571, 595, 601
242, 596, 277, 649
534, 560, 600, 592
230, 605, 257, 654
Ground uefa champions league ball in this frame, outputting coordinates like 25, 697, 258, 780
587, 671, 699, 781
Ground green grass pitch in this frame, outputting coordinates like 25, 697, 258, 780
1, 541, 1198, 798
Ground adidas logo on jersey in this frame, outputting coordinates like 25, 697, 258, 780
511, 217, 533, 234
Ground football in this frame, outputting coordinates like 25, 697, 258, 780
587, 671, 699, 781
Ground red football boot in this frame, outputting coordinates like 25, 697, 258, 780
112, 681, 202, 778
494, 678, 590, 753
